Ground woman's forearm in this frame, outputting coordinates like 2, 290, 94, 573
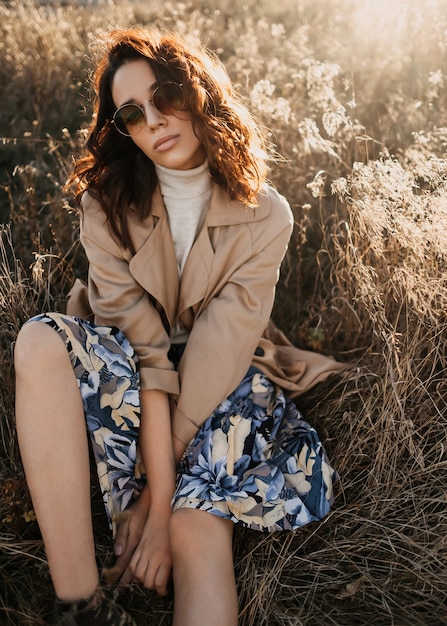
139, 388, 176, 513
113, 388, 174, 593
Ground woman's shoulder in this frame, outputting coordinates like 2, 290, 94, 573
79, 190, 118, 249
257, 184, 294, 229
80, 190, 104, 216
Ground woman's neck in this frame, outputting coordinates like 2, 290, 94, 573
155, 161, 211, 199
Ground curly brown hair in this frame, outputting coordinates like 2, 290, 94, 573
67, 28, 269, 251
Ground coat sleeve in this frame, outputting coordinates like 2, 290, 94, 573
172, 191, 294, 444
80, 194, 179, 395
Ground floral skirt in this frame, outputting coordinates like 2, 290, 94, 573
28, 312, 337, 533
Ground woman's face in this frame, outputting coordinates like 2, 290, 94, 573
111, 59, 206, 170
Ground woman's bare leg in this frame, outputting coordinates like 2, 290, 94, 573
170, 508, 238, 626
14, 321, 98, 602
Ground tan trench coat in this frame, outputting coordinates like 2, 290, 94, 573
67, 183, 345, 444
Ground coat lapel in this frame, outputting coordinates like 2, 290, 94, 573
177, 185, 234, 319
177, 224, 214, 319
128, 183, 272, 330
128, 189, 179, 328
177, 185, 271, 319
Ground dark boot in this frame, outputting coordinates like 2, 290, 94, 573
54, 588, 136, 626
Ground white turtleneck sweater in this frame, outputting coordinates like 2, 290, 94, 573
155, 160, 212, 344
155, 161, 212, 274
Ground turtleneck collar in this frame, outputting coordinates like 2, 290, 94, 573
155, 160, 211, 199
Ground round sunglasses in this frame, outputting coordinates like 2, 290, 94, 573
112, 82, 186, 137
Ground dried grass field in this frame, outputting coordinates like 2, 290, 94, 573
1, 0, 447, 624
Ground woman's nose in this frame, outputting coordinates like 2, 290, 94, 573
143, 101, 166, 130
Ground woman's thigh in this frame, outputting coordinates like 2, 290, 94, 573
25, 312, 143, 530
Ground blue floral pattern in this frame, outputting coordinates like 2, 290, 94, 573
28, 313, 337, 535
173, 369, 337, 531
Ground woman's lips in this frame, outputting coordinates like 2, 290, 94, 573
154, 134, 180, 151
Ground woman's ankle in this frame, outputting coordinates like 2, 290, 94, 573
53, 587, 136, 626
54, 574, 99, 604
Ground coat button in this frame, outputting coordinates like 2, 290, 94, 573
254, 347, 265, 357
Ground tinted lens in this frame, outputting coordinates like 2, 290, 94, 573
112, 84, 185, 136
153, 83, 185, 114
114, 104, 145, 136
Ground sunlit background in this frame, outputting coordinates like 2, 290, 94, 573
1, 1, 447, 625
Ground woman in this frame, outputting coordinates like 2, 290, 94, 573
14, 28, 344, 626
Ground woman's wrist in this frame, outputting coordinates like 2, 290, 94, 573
150, 500, 172, 516
129, 483, 151, 518
148, 483, 174, 515
144, 478, 174, 519
146, 499, 173, 528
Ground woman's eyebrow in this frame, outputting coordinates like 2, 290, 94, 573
121, 81, 159, 107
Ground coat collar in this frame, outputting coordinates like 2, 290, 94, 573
150, 182, 271, 225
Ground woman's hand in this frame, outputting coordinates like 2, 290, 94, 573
124, 507, 172, 595
104, 489, 172, 595
102, 486, 150, 586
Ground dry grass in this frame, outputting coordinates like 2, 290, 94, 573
1, 0, 447, 624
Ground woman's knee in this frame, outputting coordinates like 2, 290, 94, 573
169, 509, 190, 555
14, 320, 67, 374
170, 508, 234, 559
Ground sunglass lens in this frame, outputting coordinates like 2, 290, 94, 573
115, 105, 145, 135
154, 83, 185, 114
